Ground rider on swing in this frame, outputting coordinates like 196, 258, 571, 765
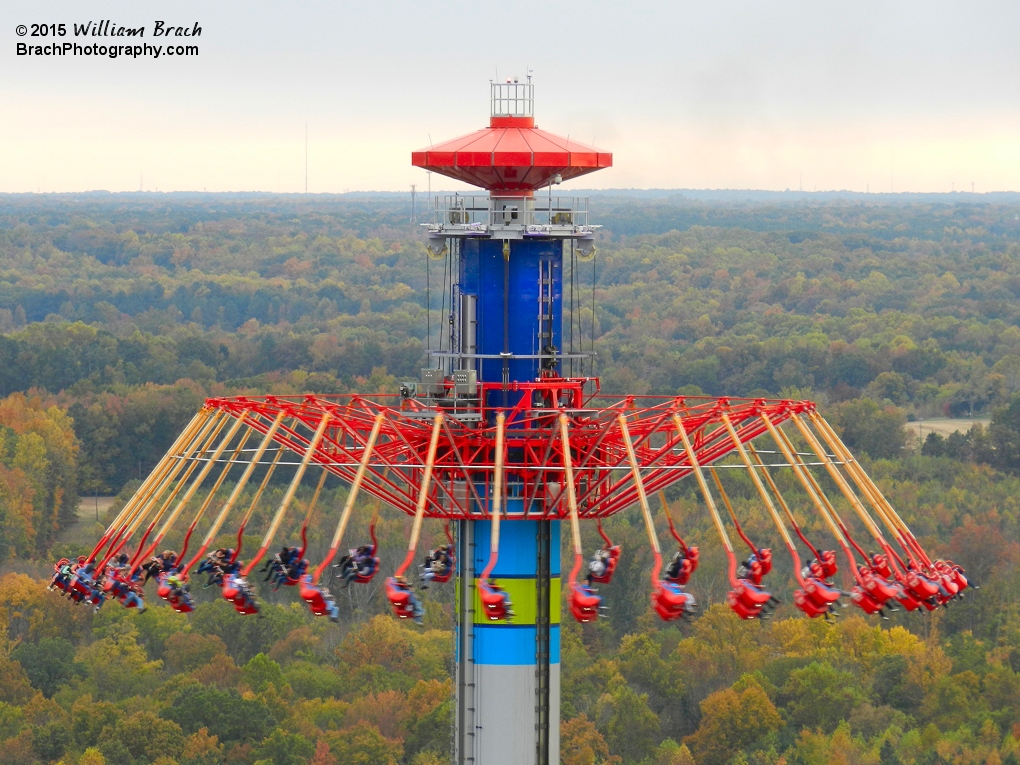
141, 550, 178, 584
197, 548, 237, 587
420, 546, 452, 589
587, 548, 610, 585
336, 545, 375, 587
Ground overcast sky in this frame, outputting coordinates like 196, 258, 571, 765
2, 0, 1018, 194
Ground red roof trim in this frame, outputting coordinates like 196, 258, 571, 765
411, 124, 612, 190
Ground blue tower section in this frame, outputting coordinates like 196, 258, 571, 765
458, 238, 562, 404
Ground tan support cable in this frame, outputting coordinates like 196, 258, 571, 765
148, 448, 207, 532
721, 414, 796, 550
313, 412, 385, 583
152, 412, 250, 546
620, 415, 661, 555
746, 442, 807, 546
657, 491, 673, 520
789, 413, 887, 543
394, 413, 444, 577
773, 423, 862, 540
98, 409, 211, 541
710, 467, 744, 538
131, 413, 230, 552
301, 469, 329, 531
133, 421, 255, 572
99, 411, 225, 566
490, 413, 506, 556
126, 436, 212, 569
179, 427, 256, 533
409, 415, 444, 554
658, 490, 690, 547
322, 416, 383, 554
96, 409, 217, 556
238, 442, 287, 531
809, 412, 908, 537
242, 413, 332, 575
838, 457, 902, 542
761, 413, 848, 548
672, 413, 732, 554
197, 412, 286, 552
559, 415, 583, 557
809, 412, 930, 565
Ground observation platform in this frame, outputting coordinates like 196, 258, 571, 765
422, 194, 599, 244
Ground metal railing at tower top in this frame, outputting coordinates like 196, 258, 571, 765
431, 194, 592, 230
491, 79, 534, 118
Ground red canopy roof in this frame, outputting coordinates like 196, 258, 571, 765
412, 117, 612, 194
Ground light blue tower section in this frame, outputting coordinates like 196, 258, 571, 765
471, 519, 561, 665
456, 518, 561, 764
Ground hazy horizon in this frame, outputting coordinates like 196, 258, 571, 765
3, 0, 1018, 195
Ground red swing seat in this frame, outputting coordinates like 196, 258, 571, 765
156, 574, 173, 601
352, 551, 380, 584
756, 548, 773, 577
666, 546, 699, 585
479, 580, 512, 621
906, 570, 941, 601
895, 587, 923, 611
803, 576, 842, 607
349, 522, 381, 584
300, 576, 331, 615
427, 524, 457, 585
385, 577, 419, 620
860, 567, 899, 604
850, 585, 886, 615
652, 580, 695, 621
587, 545, 621, 585
727, 578, 774, 620
49, 559, 73, 594
870, 553, 892, 579
946, 562, 970, 593
587, 521, 621, 585
425, 541, 456, 585
793, 588, 831, 618
569, 582, 602, 623
429, 550, 455, 584
219, 573, 258, 614
818, 550, 838, 578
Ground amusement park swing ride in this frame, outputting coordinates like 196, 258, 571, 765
49, 78, 970, 765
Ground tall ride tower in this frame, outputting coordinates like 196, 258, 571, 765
412, 79, 612, 765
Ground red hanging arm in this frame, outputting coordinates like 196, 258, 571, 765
748, 443, 823, 561
710, 467, 759, 556
659, 492, 688, 554
230, 443, 287, 565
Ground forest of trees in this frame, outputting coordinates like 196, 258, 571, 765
3, 192, 1020, 764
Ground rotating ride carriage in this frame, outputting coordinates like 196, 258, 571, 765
52, 391, 968, 626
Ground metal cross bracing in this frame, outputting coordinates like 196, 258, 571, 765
198, 389, 812, 522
